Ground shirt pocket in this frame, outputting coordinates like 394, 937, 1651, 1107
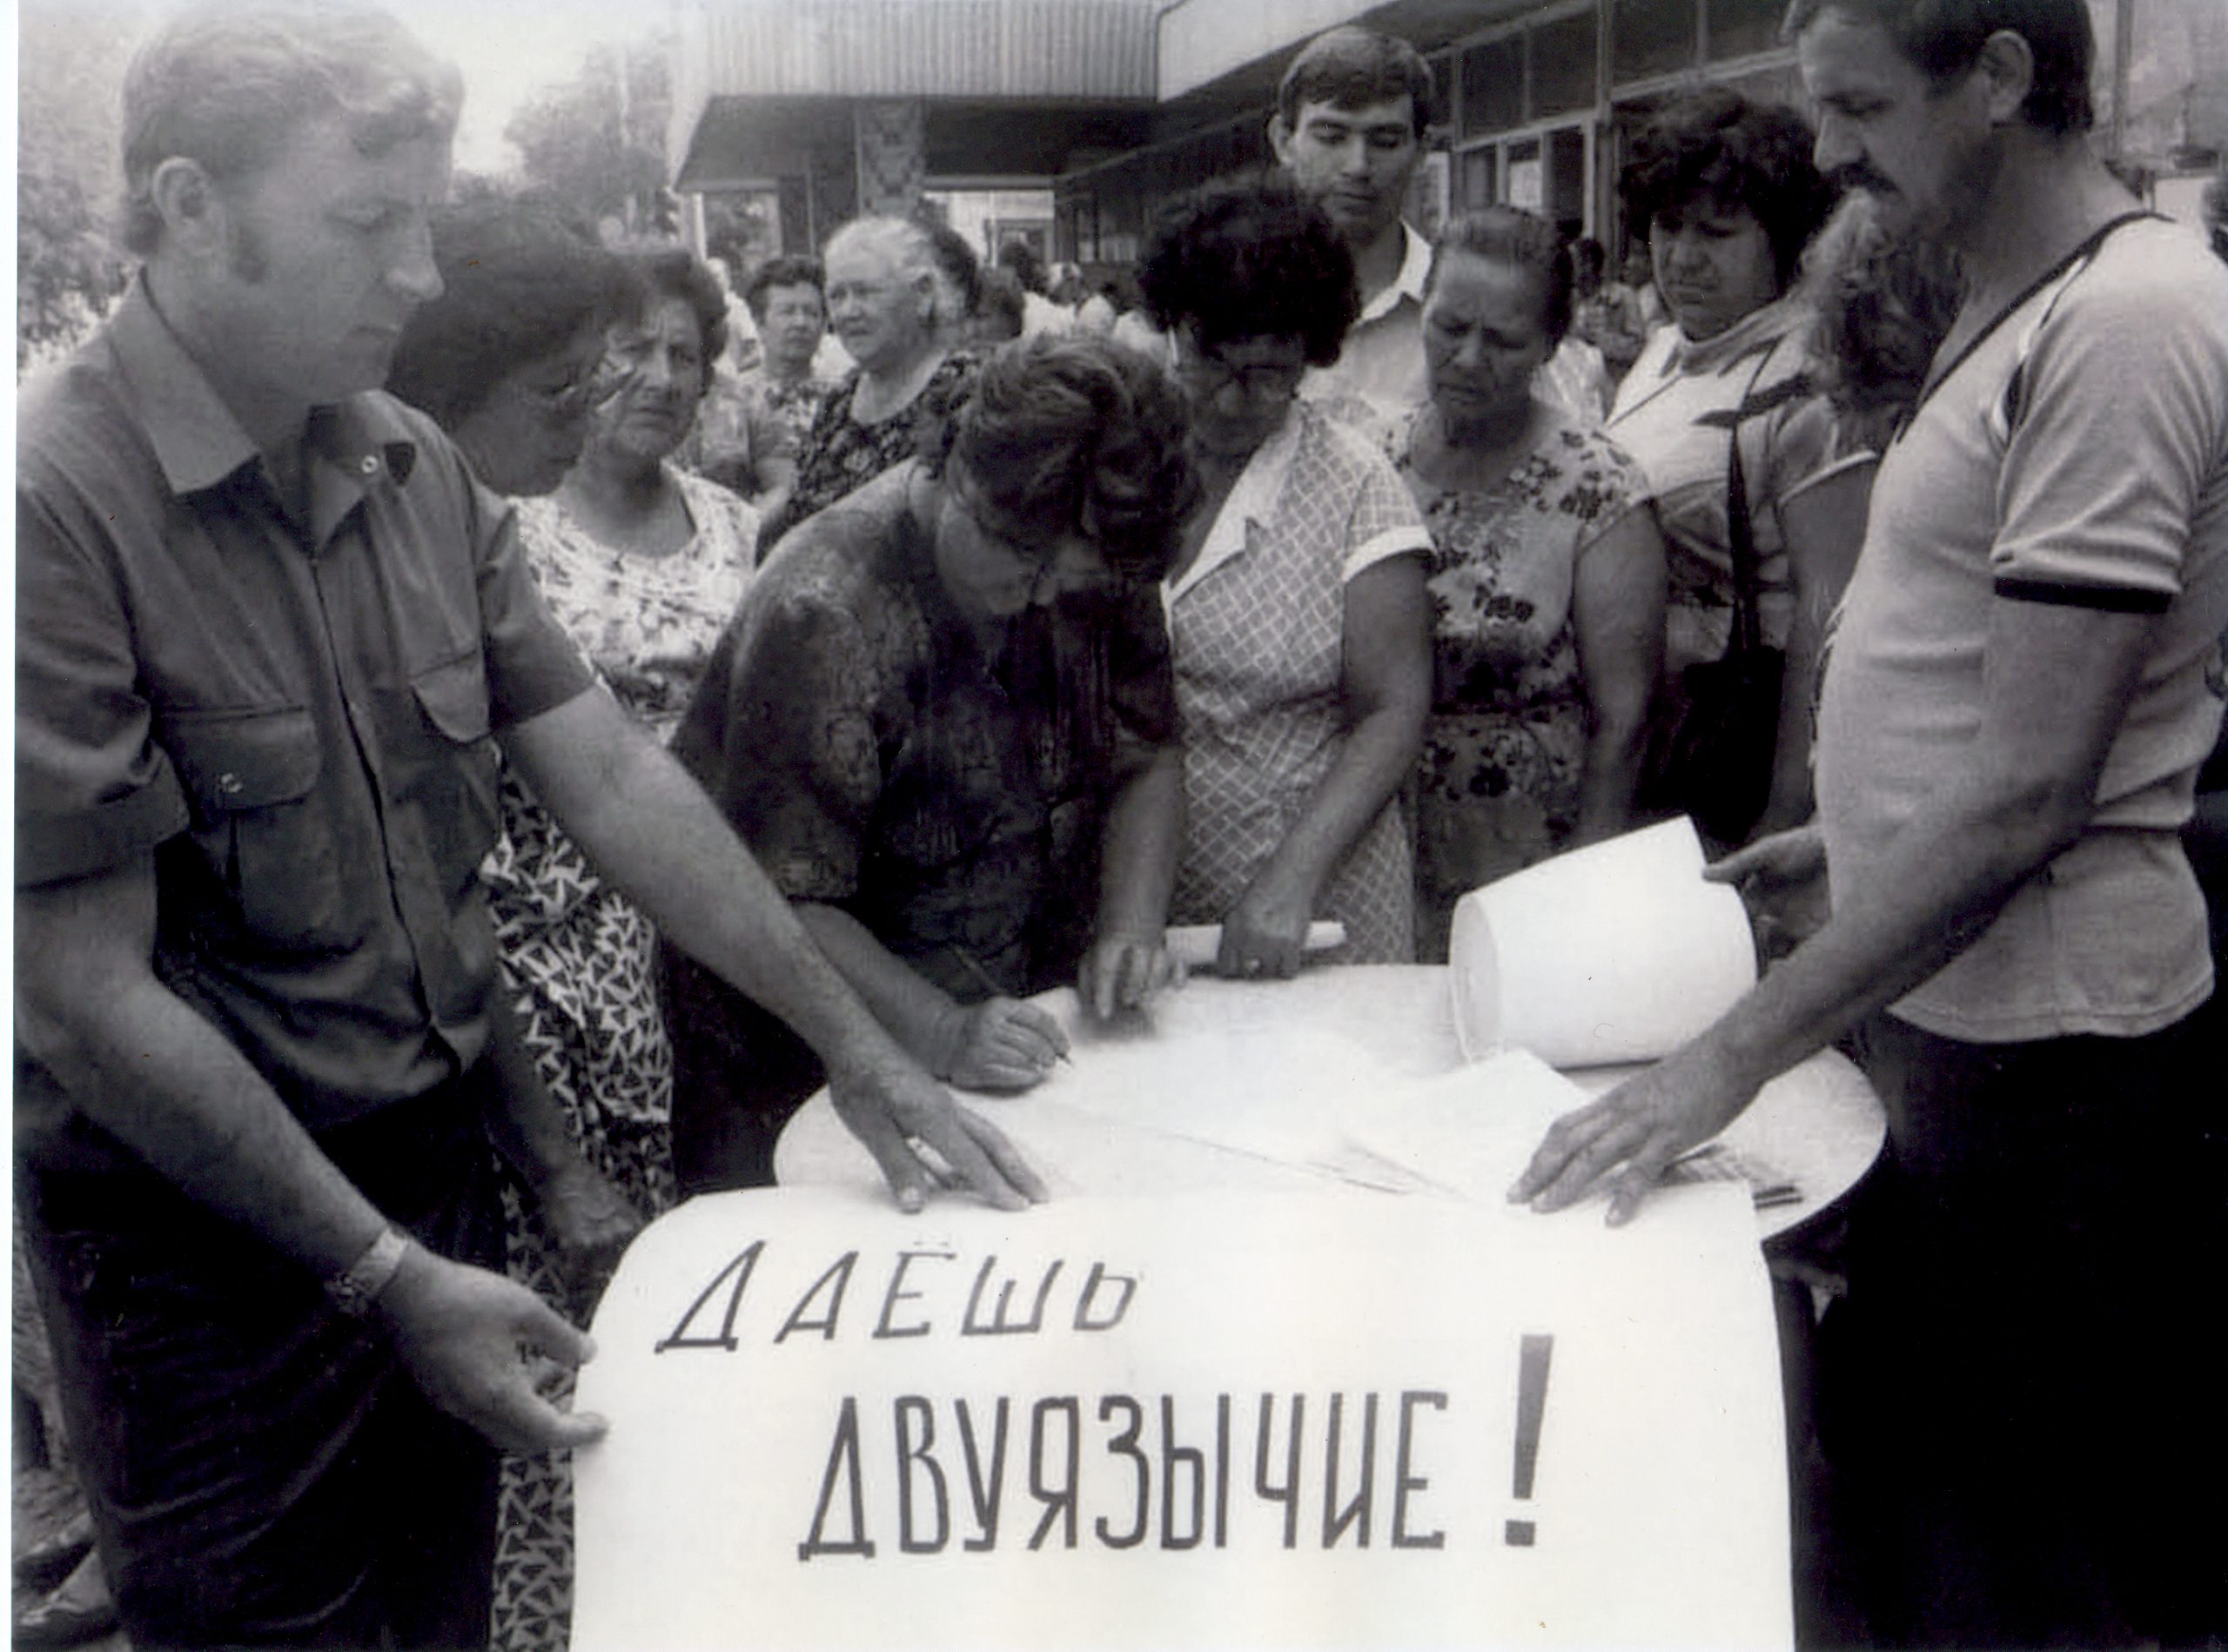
164, 706, 354, 950
394, 648, 502, 903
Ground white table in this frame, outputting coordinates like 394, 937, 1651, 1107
775, 964, 1884, 1240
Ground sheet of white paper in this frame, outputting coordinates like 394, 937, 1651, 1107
574, 1186, 1791, 1652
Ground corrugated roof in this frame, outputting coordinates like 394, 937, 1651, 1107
688, 0, 1162, 101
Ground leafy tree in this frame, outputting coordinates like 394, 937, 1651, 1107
17, 2, 138, 366
504, 33, 673, 235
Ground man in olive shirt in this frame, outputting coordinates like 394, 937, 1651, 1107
13, 7, 1039, 1645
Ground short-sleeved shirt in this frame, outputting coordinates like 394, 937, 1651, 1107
1607, 293, 1874, 675
1300, 223, 1433, 426
15, 282, 595, 1137
1816, 218, 2228, 1042
1165, 398, 1432, 962
673, 464, 1179, 997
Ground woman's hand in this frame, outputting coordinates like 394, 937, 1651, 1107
934, 996, 1070, 1091
534, 1159, 645, 1319
1218, 869, 1318, 979
1078, 930, 1180, 1019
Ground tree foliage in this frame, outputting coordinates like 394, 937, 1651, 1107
504, 33, 674, 236
17, 2, 139, 366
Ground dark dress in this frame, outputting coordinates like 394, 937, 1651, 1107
755, 352, 979, 554
665, 464, 1179, 1192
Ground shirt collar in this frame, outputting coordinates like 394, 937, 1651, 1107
1355, 224, 1433, 327
1659, 291, 1806, 379
1166, 402, 1306, 601
104, 276, 419, 506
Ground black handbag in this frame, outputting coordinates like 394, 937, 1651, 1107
1647, 353, 1788, 846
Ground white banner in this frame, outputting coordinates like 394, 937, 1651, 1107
574, 1185, 1789, 1650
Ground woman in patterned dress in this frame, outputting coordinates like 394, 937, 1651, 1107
755, 215, 978, 554
395, 229, 759, 1652
1398, 208, 1667, 959
664, 334, 1196, 1193
1137, 178, 1433, 974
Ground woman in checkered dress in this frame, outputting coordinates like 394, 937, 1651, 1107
1137, 178, 1433, 973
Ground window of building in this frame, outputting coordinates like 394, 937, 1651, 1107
1531, 10, 1598, 119
1461, 34, 1526, 137
1614, 0, 1697, 84
1707, 0, 1787, 62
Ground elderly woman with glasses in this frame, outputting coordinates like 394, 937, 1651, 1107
1139, 177, 1433, 974
661, 333, 1198, 1194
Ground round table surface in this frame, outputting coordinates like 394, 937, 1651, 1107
775, 964, 1886, 1241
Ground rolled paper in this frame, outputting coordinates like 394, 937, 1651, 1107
1448, 817, 1757, 1067
1164, 920, 1347, 972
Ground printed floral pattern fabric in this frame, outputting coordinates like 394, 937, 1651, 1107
681, 367, 835, 500
1166, 399, 1432, 964
486, 467, 755, 1652
1396, 407, 1647, 958
755, 352, 978, 554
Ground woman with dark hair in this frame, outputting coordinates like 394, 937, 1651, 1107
386, 198, 628, 498
1607, 88, 1874, 845
685, 252, 833, 517
756, 215, 978, 551
1398, 208, 1666, 957
663, 333, 1197, 1193
1139, 176, 1432, 973
393, 226, 755, 1652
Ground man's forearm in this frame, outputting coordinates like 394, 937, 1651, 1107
1699, 784, 2087, 1093
23, 969, 390, 1278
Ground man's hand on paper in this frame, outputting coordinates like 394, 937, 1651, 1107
825, 1051, 1048, 1214
1709, 823, 1829, 964
1507, 1035, 1762, 1226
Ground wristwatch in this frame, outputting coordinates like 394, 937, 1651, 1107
325, 1226, 411, 1317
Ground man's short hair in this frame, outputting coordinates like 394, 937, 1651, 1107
743, 254, 825, 323
121, 2, 462, 257
1783, 0, 2094, 135
1276, 25, 1435, 138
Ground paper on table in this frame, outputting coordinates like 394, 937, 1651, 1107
1336, 1048, 1594, 1205
1037, 1024, 1389, 1179
1448, 816, 1756, 1068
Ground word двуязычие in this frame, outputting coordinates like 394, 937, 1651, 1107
796, 1389, 1453, 1559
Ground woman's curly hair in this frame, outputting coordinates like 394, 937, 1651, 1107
1137, 175, 1359, 366
930, 333, 1200, 581
1619, 89, 1835, 290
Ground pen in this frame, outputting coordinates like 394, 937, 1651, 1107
950, 945, 1072, 1064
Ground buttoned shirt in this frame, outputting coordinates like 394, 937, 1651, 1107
16, 281, 595, 1136
1300, 223, 1433, 426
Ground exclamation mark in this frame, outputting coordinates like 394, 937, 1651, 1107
1505, 1333, 1554, 1547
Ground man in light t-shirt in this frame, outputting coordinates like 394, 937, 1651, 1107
1514, 1, 2228, 1643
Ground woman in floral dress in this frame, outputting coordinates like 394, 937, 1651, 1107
1398, 209, 1665, 959
397, 231, 757, 1652
755, 215, 977, 554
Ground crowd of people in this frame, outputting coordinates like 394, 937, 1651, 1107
12, 1, 2226, 1649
